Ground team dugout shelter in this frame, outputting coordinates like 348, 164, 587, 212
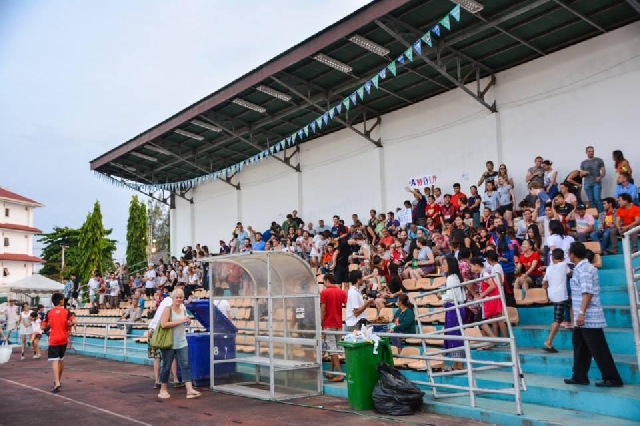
91, 0, 640, 256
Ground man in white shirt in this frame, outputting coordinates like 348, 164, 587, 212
109, 275, 120, 309
88, 273, 99, 304
345, 270, 373, 332
2, 299, 19, 344
144, 264, 157, 298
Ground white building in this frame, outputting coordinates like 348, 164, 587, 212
0, 187, 44, 286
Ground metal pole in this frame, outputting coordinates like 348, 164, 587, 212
209, 261, 215, 389
452, 284, 476, 408
267, 253, 275, 399
622, 232, 640, 367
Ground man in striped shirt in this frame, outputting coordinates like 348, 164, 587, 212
564, 242, 622, 387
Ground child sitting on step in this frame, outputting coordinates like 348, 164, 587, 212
542, 248, 571, 353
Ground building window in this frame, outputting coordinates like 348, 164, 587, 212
2, 268, 8, 277
3, 237, 8, 247
4, 208, 8, 217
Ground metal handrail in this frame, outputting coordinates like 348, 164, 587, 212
622, 224, 640, 367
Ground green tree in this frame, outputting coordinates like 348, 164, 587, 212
38, 226, 81, 280
126, 195, 148, 270
148, 200, 169, 254
76, 201, 116, 300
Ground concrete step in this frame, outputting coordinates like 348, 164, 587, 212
323, 381, 635, 426
598, 287, 633, 305
472, 347, 640, 385
432, 370, 640, 421
512, 326, 634, 354
593, 269, 627, 287
517, 305, 632, 328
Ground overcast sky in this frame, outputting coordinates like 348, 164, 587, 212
0, 0, 369, 259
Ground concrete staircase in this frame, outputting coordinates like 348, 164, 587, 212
325, 253, 640, 425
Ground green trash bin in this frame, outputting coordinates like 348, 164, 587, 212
338, 337, 393, 410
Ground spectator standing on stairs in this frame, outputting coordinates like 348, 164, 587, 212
564, 242, 623, 388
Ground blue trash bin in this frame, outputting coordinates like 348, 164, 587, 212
179, 301, 237, 386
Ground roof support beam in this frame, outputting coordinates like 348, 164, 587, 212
374, 18, 496, 113
149, 142, 214, 175
472, 13, 546, 56
199, 115, 300, 173
626, 0, 640, 13
552, 0, 606, 33
271, 76, 382, 147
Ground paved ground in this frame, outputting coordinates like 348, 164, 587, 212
0, 349, 489, 426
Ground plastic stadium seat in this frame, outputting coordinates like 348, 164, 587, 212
416, 278, 433, 290
378, 307, 394, 321
422, 293, 444, 307
407, 349, 445, 370
366, 308, 378, 321
431, 276, 446, 289
522, 288, 549, 305
507, 307, 519, 325
403, 279, 418, 291
408, 292, 423, 306
393, 347, 421, 369
584, 241, 601, 255
586, 208, 598, 218
316, 274, 324, 284
464, 327, 485, 346
418, 308, 445, 324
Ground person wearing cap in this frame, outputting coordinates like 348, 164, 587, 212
570, 204, 595, 243
543, 159, 558, 198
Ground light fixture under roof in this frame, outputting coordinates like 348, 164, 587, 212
232, 98, 267, 114
191, 119, 222, 132
256, 85, 292, 102
349, 35, 390, 57
450, 0, 483, 13
174, 129, 204, 141
313, 53, 353, 74
130, 151, 158, 162
146, 144, 172, 156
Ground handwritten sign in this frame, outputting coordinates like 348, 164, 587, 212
409, 174, 437, 189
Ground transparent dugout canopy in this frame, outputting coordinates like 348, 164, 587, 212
206, 251, 322, 400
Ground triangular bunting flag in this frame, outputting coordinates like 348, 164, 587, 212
270, 146, 275, 155
286, 136, 291, 146
364, 80, 372, 94
350, 92, 357, 106
336, 103, 342, 114
343, 98, 350, 111
440, 15, 450, 31
329, 107, 335, 119
388, 61, 397, 76
239, 162, 244, 171
263, 149, 269, 158
280, 140, 286, 150
372, 74, 379, 89
450, 4, 461, 22
357, 86, 365, 100
304, 125, 309, 137
413, 40, 421, 56
397, 55, 405, 65
298, 129, 303, 139
379, 67, 386, 79
275, 143, 280, 153
422, 31, 432, 47
432, 24, 440, 37
404, 47, 413, 62
310, 121, 316, 133
291, 134, 296, 144
316, 117, 322, 129
323, 113, 329, 125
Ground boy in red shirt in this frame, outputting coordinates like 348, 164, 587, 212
320, 273, 347, 382
41, 292, 75, 393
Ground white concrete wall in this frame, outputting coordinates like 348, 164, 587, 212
1, 201, 32, 227
0, 230, 30, 254
0, 261, 33, 285
171, 23, 640, 253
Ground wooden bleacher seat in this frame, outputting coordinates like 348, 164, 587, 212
402, 279, 418, 291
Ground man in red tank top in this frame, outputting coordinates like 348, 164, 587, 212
41, 292, 75, 393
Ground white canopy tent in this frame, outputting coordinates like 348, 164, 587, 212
1, 274, 64, 294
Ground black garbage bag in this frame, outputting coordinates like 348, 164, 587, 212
372, 362, 425, 416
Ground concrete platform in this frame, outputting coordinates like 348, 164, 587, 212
0, 350, 489, 426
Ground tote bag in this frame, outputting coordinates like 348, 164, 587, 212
150, 308, 173, 349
